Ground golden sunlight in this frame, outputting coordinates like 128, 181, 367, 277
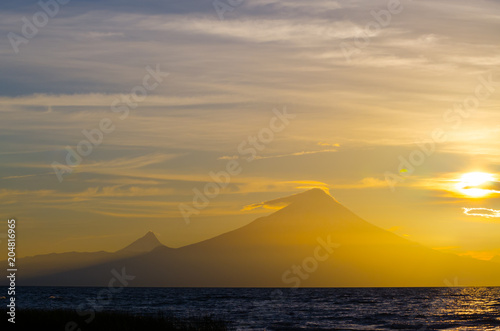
455, 172, 496, 198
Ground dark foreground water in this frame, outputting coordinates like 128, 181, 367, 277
8, 287, 500, 330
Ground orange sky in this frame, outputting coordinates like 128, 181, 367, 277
0, 0, 500, 260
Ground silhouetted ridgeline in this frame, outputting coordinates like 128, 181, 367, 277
3, 189, 500, 287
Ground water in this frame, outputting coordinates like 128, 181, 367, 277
9, 287, 500, 330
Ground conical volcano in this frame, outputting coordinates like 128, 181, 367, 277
16, 189, 500, 287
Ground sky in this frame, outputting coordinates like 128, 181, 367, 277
1, 0, 500, 260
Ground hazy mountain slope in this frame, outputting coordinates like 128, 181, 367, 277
116, 231, 164, 254
20, 189, 500, 287
1, 232, 167, 280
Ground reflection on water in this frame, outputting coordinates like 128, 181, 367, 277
9, 286, 500, 330
430, 287, 500, 330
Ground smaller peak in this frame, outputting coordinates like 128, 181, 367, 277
140, 231, 160, 242
118, 231, 163, 254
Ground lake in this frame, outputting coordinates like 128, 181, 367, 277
9, 286, 500, 330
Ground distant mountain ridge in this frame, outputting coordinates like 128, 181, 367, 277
5, 189, 500, 287
5, 232, 167, 280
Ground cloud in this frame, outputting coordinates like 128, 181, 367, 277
413, 172, 500, 200
71, 186, 175, 200
218, 155, 239, 160
2, 173, 52, 180
432, 246, 461, 251
152, 17, 372, 43
457, 250, 497, 261
333, 177, 389, 189
254, 149, 339, 160
242, 186, 331, 211
0, 189, 55, 199
86, 31, 125, 39
80, 153, 178, 172
3, 153, 180, 181
463, 208, 500, 218
0, 93, 244, 108
0, 185, 174, 202
317, 142, 340, 147
282, 180, 330, 192
218, 148, 339, 161
387, 226, 401, 232
463, 181, 500, 192
241, 201, 289, 212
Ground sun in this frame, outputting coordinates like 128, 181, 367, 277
455, 172, 496, 198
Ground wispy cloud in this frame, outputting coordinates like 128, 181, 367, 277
463, 207, 500, 218
282, 180, 330, 192
2, 0, 500, 256
254, 149, 339, 160
219, 148, 339, 161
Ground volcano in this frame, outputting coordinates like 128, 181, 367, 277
10, 189, 500, 287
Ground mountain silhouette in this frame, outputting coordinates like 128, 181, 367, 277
8, 232, 167, 279
117, 231, 164, 254
8, 189, 500, 287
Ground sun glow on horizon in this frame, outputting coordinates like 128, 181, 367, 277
455, 172, 496, 198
